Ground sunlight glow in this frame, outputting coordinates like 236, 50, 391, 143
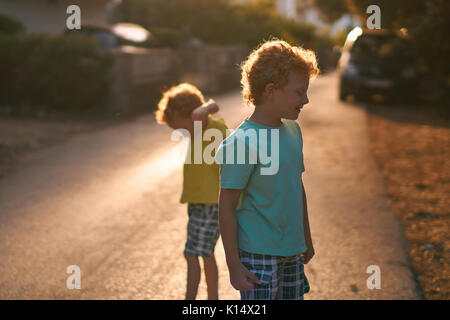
136, 140, 189, 186
113, 23, 150, 42
347, 27, 363, 42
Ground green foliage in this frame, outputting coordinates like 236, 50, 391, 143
408, 0, 450, 103
313, 0, 349, 23
151, 27, 183, 48
0, 13, 25, 34
0, 33, 112, 115
121, 0, 185, 30
0, 33, 46, 110
120, 0, 322, 48
343, 0, 426, 29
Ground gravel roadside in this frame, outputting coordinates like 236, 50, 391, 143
367, 103, 450, 300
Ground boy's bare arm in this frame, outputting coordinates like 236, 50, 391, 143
219, 188, 261, 290
191, 99, 219, 121
302, 179, 315, 264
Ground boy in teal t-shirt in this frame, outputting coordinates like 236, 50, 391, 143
216, 40, 319, 300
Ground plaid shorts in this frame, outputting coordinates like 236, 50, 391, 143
239, 250, 310, 300
184, 204, 220, 258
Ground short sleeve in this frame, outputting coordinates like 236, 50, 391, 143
216, 135, 256, 190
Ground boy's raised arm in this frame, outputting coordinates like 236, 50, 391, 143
219, 188, 262, 290
191, 99, 219, 121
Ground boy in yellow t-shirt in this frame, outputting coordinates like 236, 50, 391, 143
155, 83, 228, 300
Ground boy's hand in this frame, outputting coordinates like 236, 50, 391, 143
229, 261, 262, 291
301, 247, 315, 264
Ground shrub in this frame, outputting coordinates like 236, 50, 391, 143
0, 33, 46, 110
151, 27, 183, 48
0, 33, 113, 116
0, 13, 25, 34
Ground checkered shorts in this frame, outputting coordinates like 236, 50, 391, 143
184, 204, 220, 258
239, 250, 310, 300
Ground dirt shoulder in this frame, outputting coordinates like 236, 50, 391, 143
367, 103, 449, 300
0, 115, 130, 179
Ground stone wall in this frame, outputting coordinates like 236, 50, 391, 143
109, 43, 248, 113
108, 46, 180, 114
178, 43, 248, 94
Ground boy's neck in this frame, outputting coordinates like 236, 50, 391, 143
249, 103, 282, 127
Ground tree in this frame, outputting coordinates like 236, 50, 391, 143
344, 0, 425, 29
312, 0, 349, 23
120, 0, 322, 48
313, 0, 450, 103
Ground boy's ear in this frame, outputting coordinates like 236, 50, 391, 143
264, 82, 276, 98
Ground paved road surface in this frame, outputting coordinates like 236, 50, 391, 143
0, 73, 422, 299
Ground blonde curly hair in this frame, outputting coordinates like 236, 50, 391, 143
155, 83, 205, 124
240, 39, 319, 106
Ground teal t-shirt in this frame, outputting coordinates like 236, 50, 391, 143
216, 119, 307, 256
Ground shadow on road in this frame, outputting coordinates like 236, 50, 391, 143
343, 96, 450, 128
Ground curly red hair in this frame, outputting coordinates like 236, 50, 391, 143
155, 83, 205, 124
240, 39, 319, 106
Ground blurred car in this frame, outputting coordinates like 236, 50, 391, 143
65, 23, 157, 50
338, 27, 419, 103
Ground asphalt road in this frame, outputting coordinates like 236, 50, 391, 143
0, 72, 422, 299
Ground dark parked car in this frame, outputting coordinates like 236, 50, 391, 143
338, 27, 418, 102
65, 23, 157, 50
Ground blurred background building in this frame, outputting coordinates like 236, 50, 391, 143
0, 0, 111, 34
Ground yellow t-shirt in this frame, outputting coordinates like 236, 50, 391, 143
180, 117, 228, 204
